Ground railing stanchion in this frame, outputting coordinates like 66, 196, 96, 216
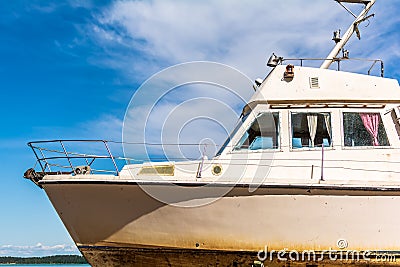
29, 143, 46, 172
103, 141, 119, 175
321, 143, 325, 181
38, 147, 51, 172
60, 141, 74, 172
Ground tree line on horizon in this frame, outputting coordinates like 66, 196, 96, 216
0, 255, 87, 264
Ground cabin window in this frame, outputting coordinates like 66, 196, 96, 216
235, 112, 279, 150
216, 112, 250, 156
343, 112, 389, 147
291, 112, 331, 149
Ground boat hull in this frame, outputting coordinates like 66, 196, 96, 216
41, 180, 400, 266
79, 245, 400, 266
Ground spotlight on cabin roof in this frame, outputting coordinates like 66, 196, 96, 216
267, 53, 282, 67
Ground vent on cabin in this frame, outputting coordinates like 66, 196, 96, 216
309, 77, 319, 89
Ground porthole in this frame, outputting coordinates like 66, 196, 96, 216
212, 164, 222, 176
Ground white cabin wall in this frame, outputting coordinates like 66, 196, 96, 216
278, 109, 289, 153
252, 65, 400, 103
331, 109, 342, 150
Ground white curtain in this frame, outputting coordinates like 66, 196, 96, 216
307, 114, 318, 147
324, 114, 331, 139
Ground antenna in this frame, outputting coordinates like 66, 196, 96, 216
320, 0, 376, 69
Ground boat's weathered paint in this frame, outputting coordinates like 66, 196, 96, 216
42, 181, 400, 266
79, 246, 400, 267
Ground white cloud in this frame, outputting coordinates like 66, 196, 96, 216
77, 114, 123, 141
29, 3, 60, 13
74, 0, 400, 155
0, 243, 80, 257
67, 0, 93, 9
85, 0, 400, 80
121, 62, 254, 160
72, 115, 124, 159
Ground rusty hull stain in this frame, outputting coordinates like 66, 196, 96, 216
80, 246, 400, 267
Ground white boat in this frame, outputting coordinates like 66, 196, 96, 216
24, 0, 400, 266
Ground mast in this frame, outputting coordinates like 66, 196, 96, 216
320, 0, 376, 69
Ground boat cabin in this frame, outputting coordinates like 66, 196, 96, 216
122, 64, 400, 184
217, 65, 400, 153
192, 64, 400, 183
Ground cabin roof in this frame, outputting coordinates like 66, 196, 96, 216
250, 65, 400, 105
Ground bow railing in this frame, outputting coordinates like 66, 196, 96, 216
27, 140, 122, 176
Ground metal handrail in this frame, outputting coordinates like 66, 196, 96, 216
27, 139, 218, 172
281, 57, 384, 77
28, 140, 400, 178
28, 140, 121, 175
27, 139, 226, 175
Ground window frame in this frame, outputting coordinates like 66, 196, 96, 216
215, 112, 251, 156
340, 110, 391, 149
289, 110, 333, 151
232, 111, 281, 153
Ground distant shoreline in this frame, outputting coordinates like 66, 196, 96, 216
0, 255, 87, 264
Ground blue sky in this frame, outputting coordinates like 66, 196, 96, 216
0, 0, 399, 257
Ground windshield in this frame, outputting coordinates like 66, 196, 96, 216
215, 112, 250, 156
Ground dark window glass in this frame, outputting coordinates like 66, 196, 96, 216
235, 112, 279, 150
343, 112, 389, 147
291, 112, 331, 149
